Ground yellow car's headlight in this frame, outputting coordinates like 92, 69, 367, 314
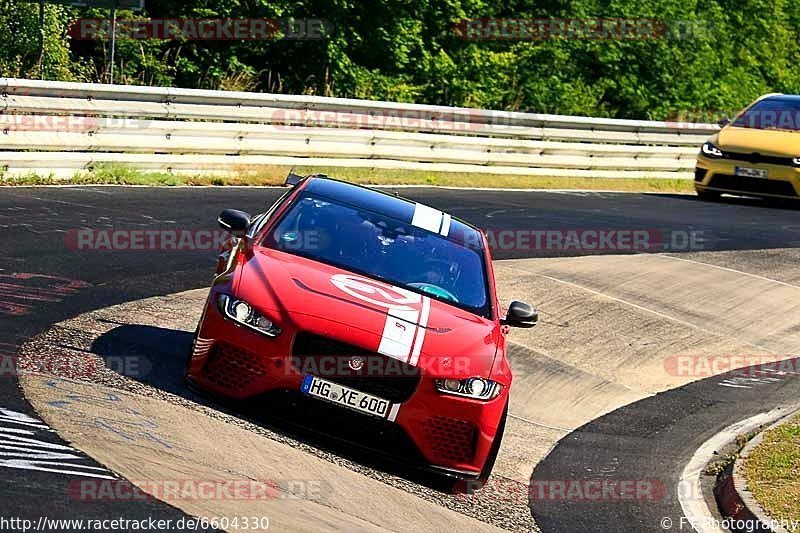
792, 157, 800, 167
701, 141, 724, 159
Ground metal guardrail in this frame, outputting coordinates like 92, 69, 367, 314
0, 78, 717, 179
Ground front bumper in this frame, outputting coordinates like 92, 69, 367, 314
186, 292, 508, 477
695, 155, 800, 199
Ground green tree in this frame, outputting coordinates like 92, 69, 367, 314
0, 0, 81, 80
5, 0, 798, 120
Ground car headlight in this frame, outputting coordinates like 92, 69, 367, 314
701, 141, 724, 159
435, 377, 502, 400
217, 294, 281, 337
792, 157, 800, 167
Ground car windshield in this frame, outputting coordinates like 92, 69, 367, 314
733, 96, 800, 131
263, 192, 490, 317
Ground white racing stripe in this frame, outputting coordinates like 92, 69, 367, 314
377, 296, 430, 426
411, 203, 444, 234
377, 308, 420, 361
439, 213, 451, 237
376, 295, 431, 368
412, 203, 454, 237
408, 297, 431, 367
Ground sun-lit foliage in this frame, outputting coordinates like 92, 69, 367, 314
1, 0, 798, 119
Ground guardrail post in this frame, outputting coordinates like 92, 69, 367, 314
108, 1, 118, 84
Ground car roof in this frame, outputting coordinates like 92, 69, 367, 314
761, 94, 800, 103
301, 176, 485, 242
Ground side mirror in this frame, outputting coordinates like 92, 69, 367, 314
503, 301, 538, 328
284, 172, 305, 187
218, 209, 251, 236
718, 117, 731, 128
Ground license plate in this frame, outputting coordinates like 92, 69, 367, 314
301, 375, 391, 418
735, 166, 768, 178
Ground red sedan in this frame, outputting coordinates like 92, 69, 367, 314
186, 174, 537, 489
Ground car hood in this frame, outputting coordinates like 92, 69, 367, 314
235, 247, 501, 377
718, 126, 800, 156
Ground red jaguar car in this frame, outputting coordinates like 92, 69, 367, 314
186, 174, 537, 488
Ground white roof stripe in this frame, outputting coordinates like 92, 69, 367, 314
439, 213, 452, 237
411, 203, 444, 234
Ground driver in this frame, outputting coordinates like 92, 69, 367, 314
419, 259, 458, 290
421, 262, 448, 286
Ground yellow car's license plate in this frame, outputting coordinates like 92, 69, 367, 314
735, 166, 768, 178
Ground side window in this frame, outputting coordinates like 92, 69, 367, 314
246, 188, 294, 239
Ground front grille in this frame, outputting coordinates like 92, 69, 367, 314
694, 168, 708, 182
422, 416, 477, 464
292, 332, 421, 403
723, 151, 794, 166
707, 175, 797, 197
261, 389, 425, 462
204, 342, 268, 389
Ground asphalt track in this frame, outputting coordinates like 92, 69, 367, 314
2, 186, 800, 531
531, 361, 800, 532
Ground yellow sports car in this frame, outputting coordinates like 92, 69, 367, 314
695, 94, 800, 201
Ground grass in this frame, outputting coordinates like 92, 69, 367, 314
743, 413, 800, 529
0, 163, 695, 193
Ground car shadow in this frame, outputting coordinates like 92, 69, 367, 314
656, 192, 800, 210
90, 323, 457, 493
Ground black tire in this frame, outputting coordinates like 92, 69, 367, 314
696, 188, 721, 201
478, 401, 507, 482
453, 401, 508, 494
